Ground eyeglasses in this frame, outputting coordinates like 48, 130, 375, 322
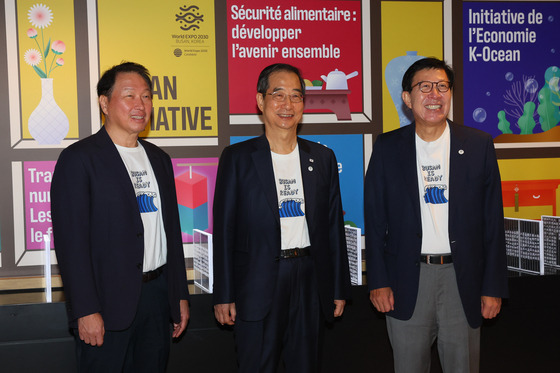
413, 81, 452, 93
266, 91, 304, 103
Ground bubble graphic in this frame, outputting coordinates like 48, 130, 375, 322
524, 78, 539, 94
548, 15, 554, 22
505, 72, 514, 81
549, 77, 560, 93
552, 49, 556, 54
486, 92, 491, 97
473, 108, 487, 123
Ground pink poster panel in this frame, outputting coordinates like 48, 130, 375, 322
24, 161, 55, 250
228, 0, 364, 120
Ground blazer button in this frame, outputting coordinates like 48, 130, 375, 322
417, 233, 422, 239
136, 263, 142, 270
137, 233, 143, 238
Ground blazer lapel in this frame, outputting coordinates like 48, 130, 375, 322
448, 121, 468, 226
142, 141, 169, 214
251, 136, 281, 225
398, 124, 421, 223
95, 127, 141, 219
298, 139, 316, 232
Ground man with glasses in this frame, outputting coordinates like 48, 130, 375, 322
365, 57, 508, 372
213, 63, 351, 372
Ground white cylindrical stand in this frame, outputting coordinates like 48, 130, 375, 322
44, 234, 52, 303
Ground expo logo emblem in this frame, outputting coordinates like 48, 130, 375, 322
175, 4, 204, 31
172, 5, 210, 56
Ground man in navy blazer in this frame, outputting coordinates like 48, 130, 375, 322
51, 62, 189, 372
213, 63, 351, 372
365, 58, 508, 372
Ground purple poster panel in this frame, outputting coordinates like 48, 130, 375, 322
463, 2, 560, 146
172, 158, 218, 243
24, 161, 55, 250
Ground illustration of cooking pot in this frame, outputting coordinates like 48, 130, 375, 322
320, 69, 359, 90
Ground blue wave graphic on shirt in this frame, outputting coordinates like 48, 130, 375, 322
279, 200, 304, 218
137, 193, 158, 213
424, 187, 448, 204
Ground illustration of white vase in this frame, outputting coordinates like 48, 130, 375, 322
28, 78, 69, 145
385, 51, 425, 127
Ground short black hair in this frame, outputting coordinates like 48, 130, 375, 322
256, 63, 305, 96
402, 57, 454, 92
97, 61, 152, 99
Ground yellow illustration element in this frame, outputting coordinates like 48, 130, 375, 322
97, 0, 218, 138
18, 0, 78, 142
499, 158, 560, 219
381, 2, 443, 133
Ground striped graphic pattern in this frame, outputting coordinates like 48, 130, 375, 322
423, 186, 448, 204
137, 193, 158, 213
279, 200, 304, 218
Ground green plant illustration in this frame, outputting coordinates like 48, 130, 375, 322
544, 66, 560, 107
499, 67, 560, 136
497, 110, 513, 134
503, 75, 539, 126
517, 101, 536, 134
537, 85, 560, 132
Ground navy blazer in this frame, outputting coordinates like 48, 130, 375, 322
212, 135, 351, 322
51, 127, 189, 330
364, 121, 508, 328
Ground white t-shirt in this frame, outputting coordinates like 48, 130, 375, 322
271, 145, 311, 250
115, 143, 167, 271
415, 124, 451, 255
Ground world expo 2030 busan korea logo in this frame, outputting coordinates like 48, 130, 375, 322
172, 4, 209, 58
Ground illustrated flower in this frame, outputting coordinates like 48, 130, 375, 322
24, 49, 42, 66
24, 4, 66, 78
27, 28, 38, 38
28, 3, 53, 29
51, 40, 66, 55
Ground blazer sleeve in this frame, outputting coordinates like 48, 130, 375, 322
51, 148, 100, 322
327, 149, 351, 300
212, 146, 238, 304
481, 135, 509, 298
364, 136, 391, 291
160, 151, 190, 302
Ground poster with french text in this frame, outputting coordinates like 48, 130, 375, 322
227, 0, 371, 124
463, 2, 560, 148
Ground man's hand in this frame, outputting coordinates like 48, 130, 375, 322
333, 299, 346, 317
78, 313, 105, 346
481, 296, 502, 319
172, 299, 190, 338
214, 303, 236, 326
370, 287, 394, 313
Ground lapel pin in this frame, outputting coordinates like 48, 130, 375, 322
309, 158, 314, 162
308, 166, 314, 172
458, 149, 464, 155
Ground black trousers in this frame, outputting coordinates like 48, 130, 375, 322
234, 255, 324, 373
75, 274, 171, 373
